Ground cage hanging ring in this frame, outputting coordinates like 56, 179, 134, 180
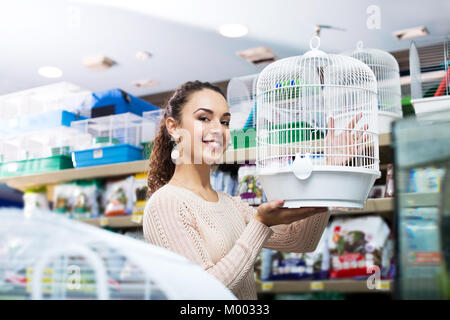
309, 36, 321, 50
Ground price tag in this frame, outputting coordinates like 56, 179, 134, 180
376, 281, 390, 290
131, 215, 143, 224
261, 282, 274, 291
310, 281, 324, 291
93, 149, 103, 159
99, 217, 108, 226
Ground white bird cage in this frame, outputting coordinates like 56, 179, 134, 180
0, 209, 235, 300
227, 73, 259, 130
256, 37, 380, 208
345, 41, 402, 133
410, 36, 450, 117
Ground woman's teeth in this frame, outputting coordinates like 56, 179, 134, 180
203, 141, 221, 148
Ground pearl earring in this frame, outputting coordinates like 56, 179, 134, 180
171, 137, 181, 160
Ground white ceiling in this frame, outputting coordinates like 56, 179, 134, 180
0, 0, 449, 98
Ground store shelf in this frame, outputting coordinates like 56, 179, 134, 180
398, 192, 440, 208
0, 133, 391, 191
0, 160, 149, 191
81, 215, 142, 228
330, 197, 393, 215
76, 198, 393, 230
256, 279, 392, 294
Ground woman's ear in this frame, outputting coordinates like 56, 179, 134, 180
165, 117, 179, 141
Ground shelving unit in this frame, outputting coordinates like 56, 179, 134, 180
73, 197, 393, 228
0, 133, 391, 191
256, 279, 392, 294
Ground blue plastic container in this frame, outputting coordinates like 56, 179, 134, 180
0, 110, 86, 136
71, 144, 143, 168
89, 89, 159, 118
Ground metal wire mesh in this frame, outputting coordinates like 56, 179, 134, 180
346, 41, 402, 117
0, 209, 235, 300
410, 36, 450, 100
256, 38, 379, 174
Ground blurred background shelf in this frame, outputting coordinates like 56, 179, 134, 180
80, 215, 142, 228
256, 280, 392, 294
75, 198, 393, 230
331, 197, 393, 215
398, 192, 440, 208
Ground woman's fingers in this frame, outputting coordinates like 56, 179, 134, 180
347, 112, 364, 131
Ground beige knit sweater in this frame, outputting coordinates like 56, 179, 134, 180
143, 183, 331, 300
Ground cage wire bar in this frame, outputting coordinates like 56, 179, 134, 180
0, 209, 236, 300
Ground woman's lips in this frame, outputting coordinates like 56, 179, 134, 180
202, 140, 222, 150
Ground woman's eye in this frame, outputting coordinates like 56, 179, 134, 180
199, 116, 209, 122
221, 121, 230, 127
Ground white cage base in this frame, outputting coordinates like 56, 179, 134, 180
411, 96, 450, 118
259, 168, 380, 209
378, 111, 402, 133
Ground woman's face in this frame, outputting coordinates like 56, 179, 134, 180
176, 89, 231, 165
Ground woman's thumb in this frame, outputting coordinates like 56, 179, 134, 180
267, 199, 285, 210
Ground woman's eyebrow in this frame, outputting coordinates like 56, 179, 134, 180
193, 108, 231, 117
193, 107, 213, 115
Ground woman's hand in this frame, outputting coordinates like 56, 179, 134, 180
254, 199, 329, 227
325, 112, 369, 166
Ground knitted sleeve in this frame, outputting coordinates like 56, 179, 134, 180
227, 195, 331, 253
142, 192, 273, 291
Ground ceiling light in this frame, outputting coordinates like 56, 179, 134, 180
219, 24, 248, 38
393, 26, 429, 40
38, 66, 63, 78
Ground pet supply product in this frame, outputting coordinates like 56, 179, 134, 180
131, 173, 149, 222
328, 216, 390, 279
237, 165, 263, 205
23, 187, 49, 216
104, 176, 134, 217
262, 228, 330, 281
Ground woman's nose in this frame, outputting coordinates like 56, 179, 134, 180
209, 119, 223, 133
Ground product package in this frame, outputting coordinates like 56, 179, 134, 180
401, 207, 441, 269
328, 216, 391, 279
23, 186, 49, 215
131, 173, 149, 222
368, 185, 386, 198
385, 164, 394, 197
261, 229, 330, 281
104, 176, 134, 217
408, 166, 446, 193
72, 180, 102, 219
237, 165, 265, 205
53, 180, 102, 219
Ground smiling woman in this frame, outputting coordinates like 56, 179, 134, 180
143, 80, 331, 300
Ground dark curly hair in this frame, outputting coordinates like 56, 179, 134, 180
147, 81, 225, 195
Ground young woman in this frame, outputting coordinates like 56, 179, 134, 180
143, 80, 361, 300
